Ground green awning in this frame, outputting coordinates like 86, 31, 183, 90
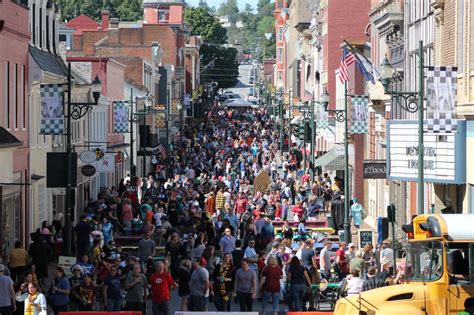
314, 147, 346, 171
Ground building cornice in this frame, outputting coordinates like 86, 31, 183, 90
2, 23, 30, 42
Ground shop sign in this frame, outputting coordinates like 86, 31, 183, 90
363, 160, 386, 179
81, 164, 96, 177
387, 120, 466, 184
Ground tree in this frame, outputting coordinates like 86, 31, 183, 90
217, 0, 239, 26
116, 0, 143, 22
185, 7, 238, 89
185, 7, 227, 45
57, 0, 142, 21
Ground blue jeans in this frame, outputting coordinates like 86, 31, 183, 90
107, 298, 123, 311
290, 283, 307, 311
262, 290, 280, 312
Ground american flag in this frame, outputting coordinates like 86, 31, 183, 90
339, 46, 355, 84
157, 143, 166, 158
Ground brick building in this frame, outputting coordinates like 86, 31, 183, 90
0, 0, 30, 254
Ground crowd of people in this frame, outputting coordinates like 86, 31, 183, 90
0, 105, 402, 314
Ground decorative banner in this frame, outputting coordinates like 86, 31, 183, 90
96, 153, 115, 173
154, 104, 166, 111
183, 94, 191, 109
283, 93, 289, 104
292, 96, 299, 104
192, 89, 199, 100
40, 84, 64, 134
426, 66, 458, 133
350, 95, 368, 134
316, 103, 328, 129
113, 101, 129, 133
155, 112, 166, 129
170, 98, 181, 115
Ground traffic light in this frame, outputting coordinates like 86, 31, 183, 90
298, 124, 305, 141
305, 122, 311, 140
387, 203, 396, 223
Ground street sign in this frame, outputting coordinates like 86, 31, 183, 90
79, 150, 96, 163
81, 164, 96, 177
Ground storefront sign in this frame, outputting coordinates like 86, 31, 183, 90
363, 160, 387, 179
81, 164, 96, 177
359, 230, 373, 248
387, 120, 466, 184
58, 256, 76, 277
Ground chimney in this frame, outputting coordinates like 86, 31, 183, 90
101, 10, 110, 30
109, 18, 119, 29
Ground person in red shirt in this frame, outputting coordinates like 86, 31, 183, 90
260, 256, 282, 312
234, 192, 248, 215
149, 261, 178, 315
335, 242, 349, 281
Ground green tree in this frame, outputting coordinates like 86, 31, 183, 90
185, 7, 238, 89
185, 7, 227, 45
116, 0, 143, 21
217, 0, 239, 26
57, 0, 142, 21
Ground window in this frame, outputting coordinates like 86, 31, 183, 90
21, 65, 25, 128
4, 61, 10, 128
46, 15, 50, 52
158, 10, 169, 22
278, 27, 283, 41
13, 63, 17, 129
277, 48, 283, 63
39, 8, 43, 49
32, 3, 36, 45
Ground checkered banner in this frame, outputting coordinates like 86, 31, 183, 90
426, 66, 458, 133
155, 113, 166, 129
40, 84, 64, 134
113, 101, 129, 133
316, 103, 329, 129
183, 94, 191, 109
351, 95, 369, 134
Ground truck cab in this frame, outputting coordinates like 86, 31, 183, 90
334, 214, 474, 315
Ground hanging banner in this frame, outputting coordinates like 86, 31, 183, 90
316, 103, 328, 129
155, 112, 166, 129
426, 66, 458, 133
40, 84, 64, 134
350, 95, 368, 134
96, 153, 116, 173
113, 101, 129, 133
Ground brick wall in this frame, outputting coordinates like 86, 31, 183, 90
440, 0, 456, 65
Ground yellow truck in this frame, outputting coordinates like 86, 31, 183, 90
334, 214, 474, 315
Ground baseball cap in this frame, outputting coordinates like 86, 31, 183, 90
0, 264, 5, 272
348, 243, 355, 248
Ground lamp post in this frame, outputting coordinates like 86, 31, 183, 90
128, 89, 152, 179
379, 40, 425, 215
65, 62, 102, 256
322, 88, 351, 244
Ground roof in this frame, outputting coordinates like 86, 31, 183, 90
0, 128, 23, 149
65, 14, 100, 31
29, 46, 67, 76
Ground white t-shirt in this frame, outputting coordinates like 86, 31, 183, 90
346, 276, 365, 295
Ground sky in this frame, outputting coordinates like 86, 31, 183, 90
186, 0, 254, 11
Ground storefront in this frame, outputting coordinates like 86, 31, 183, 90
387, 120, 466, 213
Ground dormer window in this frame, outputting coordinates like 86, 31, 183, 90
158, 9, 169, 22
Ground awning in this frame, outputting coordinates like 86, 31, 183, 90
314, 147, 346, 171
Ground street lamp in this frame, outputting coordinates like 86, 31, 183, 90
65, 63, 102, 256
379, 41, 424, 215
322, 89, 351, 244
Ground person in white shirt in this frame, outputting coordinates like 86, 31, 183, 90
346, 268, 365, 296
319, 241, 333, 280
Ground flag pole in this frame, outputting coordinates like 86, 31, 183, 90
344, 79, 351, 244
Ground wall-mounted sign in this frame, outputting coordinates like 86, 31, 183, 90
363, 160, 387, 179
387, 120, 466, 184
81, 164, 96, 177
79, 150, 97, 163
